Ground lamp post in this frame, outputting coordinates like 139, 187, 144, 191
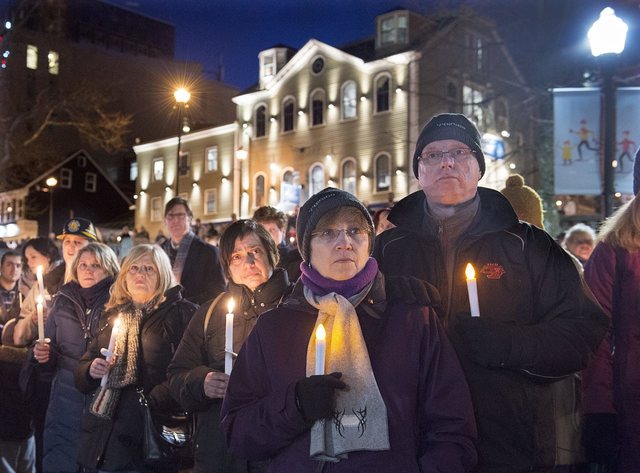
45, 176, 58, 235
588, 7, 627, 218
235, 146, 248, 217
173, 87, 191, 195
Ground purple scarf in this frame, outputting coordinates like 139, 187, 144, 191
300, 257, 378, 299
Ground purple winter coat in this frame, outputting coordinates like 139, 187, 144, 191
583, 242, 640, 471
220, 274, 477, 473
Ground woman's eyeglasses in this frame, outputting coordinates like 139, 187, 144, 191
128, 264, 157, 275
311, 227, 369, 244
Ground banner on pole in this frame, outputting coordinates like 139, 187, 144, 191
553, 88, 601, 195
615, 88, 640, 195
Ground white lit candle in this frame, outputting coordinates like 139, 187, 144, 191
35, 294, 45, 341
465, 263, 480, 317
315, 324, 326, 375
36, 265, 45, 300
100, 317, 121, 387
225, 298, 235, 375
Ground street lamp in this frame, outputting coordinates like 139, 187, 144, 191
236, 146, 248, 217
45, 176, 58, 235
588, 7, 627, 218
173, 87, 191, 195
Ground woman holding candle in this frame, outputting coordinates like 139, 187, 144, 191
167, 219, 290, 473
221, 188, 477, 472
31, 242, 119, 472
74, 244, 197, 472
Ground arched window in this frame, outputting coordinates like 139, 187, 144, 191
255, 105, 266, 137
374, 153, 391, 192
341, 159, 356, 195
341, 81, 357, 120
254, 174, 266, 208
309, 164, 324, 196
311, 89, 325, 127
375, 74, 390, 113
282, 97, 295, 132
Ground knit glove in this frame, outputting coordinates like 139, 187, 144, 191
455, 315, 513, 368
295, 372, 346, 422
582, 413, 618, 464
385, 276, 442, 308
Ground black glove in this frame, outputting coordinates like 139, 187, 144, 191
582, 413, 618, 465
455, 315, 513, 368
385, 275, 442, 308
295, 372, 346, 421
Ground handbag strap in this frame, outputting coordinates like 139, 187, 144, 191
203, 292, 225, 338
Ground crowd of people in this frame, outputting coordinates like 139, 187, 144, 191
0, 112, 636, 473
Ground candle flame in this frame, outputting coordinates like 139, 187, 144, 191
227, 298, 235, 314
36, 265, 43, 277
35, 294, 44, 305
316, 323, 326, 341
465, 263, 476, 280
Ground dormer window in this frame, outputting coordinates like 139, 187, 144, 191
262, 54, 275, 78
378, 12, 408, 47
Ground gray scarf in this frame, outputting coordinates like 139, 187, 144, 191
304, 285, 390, 462
171, 231, 195, 283
89, 299, 155, 419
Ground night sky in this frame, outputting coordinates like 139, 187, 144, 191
104, 0, 638, 91
0, 0, 637, 90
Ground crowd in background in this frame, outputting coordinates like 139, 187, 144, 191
0, 112, 635, 473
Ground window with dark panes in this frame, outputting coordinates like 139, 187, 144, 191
283, 99, 295, 132
311, 91, 324, 126
375, 154, 391, 192
255, 105, 266, 137
376, 76, 390, 112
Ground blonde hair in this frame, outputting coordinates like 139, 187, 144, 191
69, 242, 120, 284
105, 244, 175, 311
597, 195, 640, 252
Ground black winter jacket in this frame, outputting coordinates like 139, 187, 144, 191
374, 188, 607, 473
167, 269, 291, 473
161, 236, 225, 305
74, 286, 197, 472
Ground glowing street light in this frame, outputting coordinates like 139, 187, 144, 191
45, 176, 58, 235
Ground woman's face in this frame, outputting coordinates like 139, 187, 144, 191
309, 214, 370, 281
25, 246, 50, 274
76, 252, 109, 289
228, 233, 273, 291
125, 254, 158, 305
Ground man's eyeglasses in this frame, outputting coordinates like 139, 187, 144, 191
311, 227, 369, 244
78, 263, 103, 272
419, 148, 475, 165
128, 264, 157, 275
165, 212, 188, 220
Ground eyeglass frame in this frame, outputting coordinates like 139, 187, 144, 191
418, 147, 476, 166
310, 227, 371, 245
127, 264, 157, 276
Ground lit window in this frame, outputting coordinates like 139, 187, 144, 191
375, 154, 391, 192
381, 18, 395, 45
85, 172, 97, 192
48, 50, 59, 74
282, 98, 295, 132
255, 175, 265, 208
204, 189, 217, 214
463, 85, 484, 128
60, 168, 72, 188
375, 75, 390, 113
153, 158, 164, 182
26, 44, 37, 70
311, 90, 324, 127
150, 197, 162, 222
263, 54, 275, 77
206, 147, 218, 172
341, 160, 356, 195
309, 164, 324, 196
341, 82, 357, 120
397, 15, 408, 43
129, 162, 138, 181
255, 105, 266, 137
